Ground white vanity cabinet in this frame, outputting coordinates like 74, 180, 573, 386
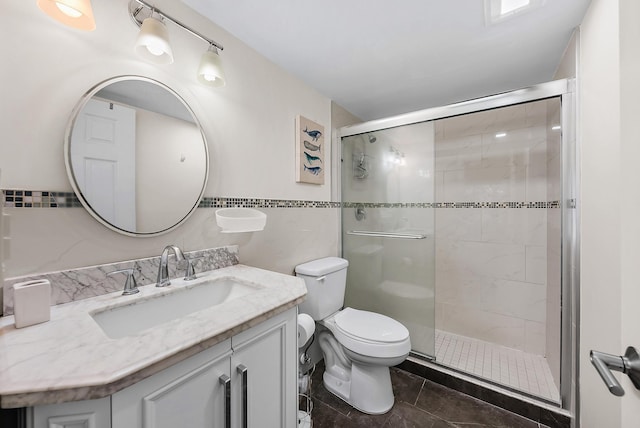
112, 307, 297, 428
30, 397, 111, 428
27, 308, 297, 428
111, 338, 233, 428
230, 308, 297, 428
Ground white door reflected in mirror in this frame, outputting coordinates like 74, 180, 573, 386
65, 76, 209, 237
71, 99, 137, 232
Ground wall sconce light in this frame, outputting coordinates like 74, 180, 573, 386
197, 45, 225, 87
129, 0, 226, 87
37, 0, 96, 31
135, 13, 174, 64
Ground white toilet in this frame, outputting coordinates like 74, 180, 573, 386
295, 257, 411, 415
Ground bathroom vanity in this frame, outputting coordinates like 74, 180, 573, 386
0, 264, 306, 428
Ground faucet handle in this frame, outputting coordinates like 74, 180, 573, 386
184, 256, 204, 281
107, 268, 139, 296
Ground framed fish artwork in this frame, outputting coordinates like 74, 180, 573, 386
295, 115, 325, 184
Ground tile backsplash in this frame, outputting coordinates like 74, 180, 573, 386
2, 245, 239, 315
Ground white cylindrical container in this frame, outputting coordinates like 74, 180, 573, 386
13, 280, 51, 328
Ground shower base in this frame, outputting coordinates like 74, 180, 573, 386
435, 330, 560, 403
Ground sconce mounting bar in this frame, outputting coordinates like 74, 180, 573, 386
129, 0, 224, 51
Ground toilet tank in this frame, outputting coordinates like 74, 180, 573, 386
295, 257, 349, 320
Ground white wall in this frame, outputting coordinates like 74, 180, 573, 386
579, 0, 623, 426
619, 0, 640, 424
580, 0, 640, 425
0, 0, 339, 277
135, 108, 205, 232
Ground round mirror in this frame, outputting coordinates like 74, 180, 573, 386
64, 76, 209, 236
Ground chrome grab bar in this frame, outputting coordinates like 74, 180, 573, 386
347, 230, 427, 240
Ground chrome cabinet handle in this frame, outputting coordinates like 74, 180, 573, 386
237, 364, 248, 428
219, 374, 231, 428
590, 346, 640, 396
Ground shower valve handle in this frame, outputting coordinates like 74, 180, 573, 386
590, 346, 640, 396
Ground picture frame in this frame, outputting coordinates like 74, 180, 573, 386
295, 115, 325, 185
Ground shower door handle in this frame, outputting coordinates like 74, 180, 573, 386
590, 346, 640, 396
347, 230, 427, 239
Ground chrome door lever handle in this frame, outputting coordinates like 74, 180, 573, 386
590, 346, 640, 396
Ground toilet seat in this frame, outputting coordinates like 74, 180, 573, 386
323, 307, 411, 359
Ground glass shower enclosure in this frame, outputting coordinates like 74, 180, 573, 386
341, 121, 436, 357
339, 79, 576, 408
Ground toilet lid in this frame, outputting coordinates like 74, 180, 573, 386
334, 308, 409, 343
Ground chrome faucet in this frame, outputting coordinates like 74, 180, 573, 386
156, 245, 187, 287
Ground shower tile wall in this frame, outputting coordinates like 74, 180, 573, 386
434, 100, 560, 357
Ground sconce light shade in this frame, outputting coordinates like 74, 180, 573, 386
197, 46, 226, 87
135, 16, 174, 65
37, 0, 96, 31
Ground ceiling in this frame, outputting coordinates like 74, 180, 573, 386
181, 0, 591, 121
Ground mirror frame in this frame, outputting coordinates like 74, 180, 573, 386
64, 75, 209, 237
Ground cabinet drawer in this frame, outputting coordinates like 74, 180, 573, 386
112, 338, 232, 428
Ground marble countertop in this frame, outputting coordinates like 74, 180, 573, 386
0, 264, 306, 408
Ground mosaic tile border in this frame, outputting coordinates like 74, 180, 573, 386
1, 190, 82, 208
2, 190, 562, 210
344, 201, 562, 209
0, 190, 340, 209
198, 197, 341, 208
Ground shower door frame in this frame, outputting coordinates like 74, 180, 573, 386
337, 78, 578, 410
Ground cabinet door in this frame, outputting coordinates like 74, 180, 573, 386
112, 339, 232, 428
231, 308, 297, 428
30, 397, 110, 428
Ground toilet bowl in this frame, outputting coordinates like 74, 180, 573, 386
318, 307, 410, 414
295, 257, 411, 415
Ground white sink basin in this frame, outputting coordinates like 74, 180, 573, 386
92, 277, 262, 339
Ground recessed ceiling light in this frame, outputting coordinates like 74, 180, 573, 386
485, 0, 545, 25
495, 132, 507, 138
501, 0, 530, 15
552, 125, 561, 131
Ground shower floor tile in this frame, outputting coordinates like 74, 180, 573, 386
435, 330, 560, 403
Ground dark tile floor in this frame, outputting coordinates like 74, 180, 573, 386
307, 363, 549, 428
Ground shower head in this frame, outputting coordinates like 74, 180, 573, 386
368, 134, 377, 144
